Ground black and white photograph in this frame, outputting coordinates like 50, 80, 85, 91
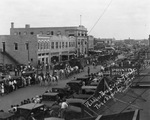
0, 0, 150, 120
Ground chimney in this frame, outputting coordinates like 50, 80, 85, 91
11, 22, 14, 28
25, 24, 30, 28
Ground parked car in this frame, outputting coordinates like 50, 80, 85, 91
16, 103, 45, 120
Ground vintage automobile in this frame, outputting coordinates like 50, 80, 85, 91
51, 86, 73, 99
76, 77, 90, 85
66, 80, 83, 93
72, 86, 97, 100
42, 92, 61, 107
0, 112, 14, 120
65, 98, 85, 120
41, 92, 62, 118
16, 103, 45, 120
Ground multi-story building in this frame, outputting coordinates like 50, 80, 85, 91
88, 35, 94, 51
10, 23, 88, 57
0, 34, 75, 66
94, 38, 115, 50
0, 35, 38, 66
37, 35, 75, 64
0, 23, 88, 66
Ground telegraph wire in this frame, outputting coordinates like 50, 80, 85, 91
88, 0, 113, 34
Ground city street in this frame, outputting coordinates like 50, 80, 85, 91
0, 65, 100, 111
1, 64, 150, 120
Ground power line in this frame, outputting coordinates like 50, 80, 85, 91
88, 0, 113, 34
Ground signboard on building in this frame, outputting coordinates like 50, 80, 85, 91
110, 67, 138, 76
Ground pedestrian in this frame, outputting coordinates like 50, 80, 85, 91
14, 68, 17, 76
60, 99, 68, 119
92, 62, 95, 69
1, 83, 4, 96
88, 67, 90, 76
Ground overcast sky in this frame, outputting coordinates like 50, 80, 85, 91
0, 0, 150, 40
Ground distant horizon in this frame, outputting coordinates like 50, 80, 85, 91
0, 0, 149, 40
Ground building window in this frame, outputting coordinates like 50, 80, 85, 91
42, 58, 44, 62
25, 43, 29, 50
14, 43, 18, 50
59, 42, 61, 48
85, 48, 87, 54
62, 42, 64, 48
56, 42, 58, 49
24, 32, 27, 35
57, 31, 61, 36
46, 42, 49, 49
66, 42, 68, 48
78, 33, 80, 36
30, 32, 34, 35
44, 42, 46, 49
51, 31, 54, 35
40, 31, 43, 35
41, 42, 43, 50
69, 34, 74, 36
49, 42, 51, 49
51, 42, 54, 49
14, 32, 18, 35
38, 43, 40, 50
19, 32, 21, 35
38, 54, 41, 56
47, 31, 50, 35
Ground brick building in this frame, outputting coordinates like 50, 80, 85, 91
0, 23, 81, 66
0, 35, 37, 66
37, 35, 76, 64
10, 23, 88, 57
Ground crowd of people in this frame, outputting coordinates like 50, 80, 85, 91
0, 54, 115, 120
